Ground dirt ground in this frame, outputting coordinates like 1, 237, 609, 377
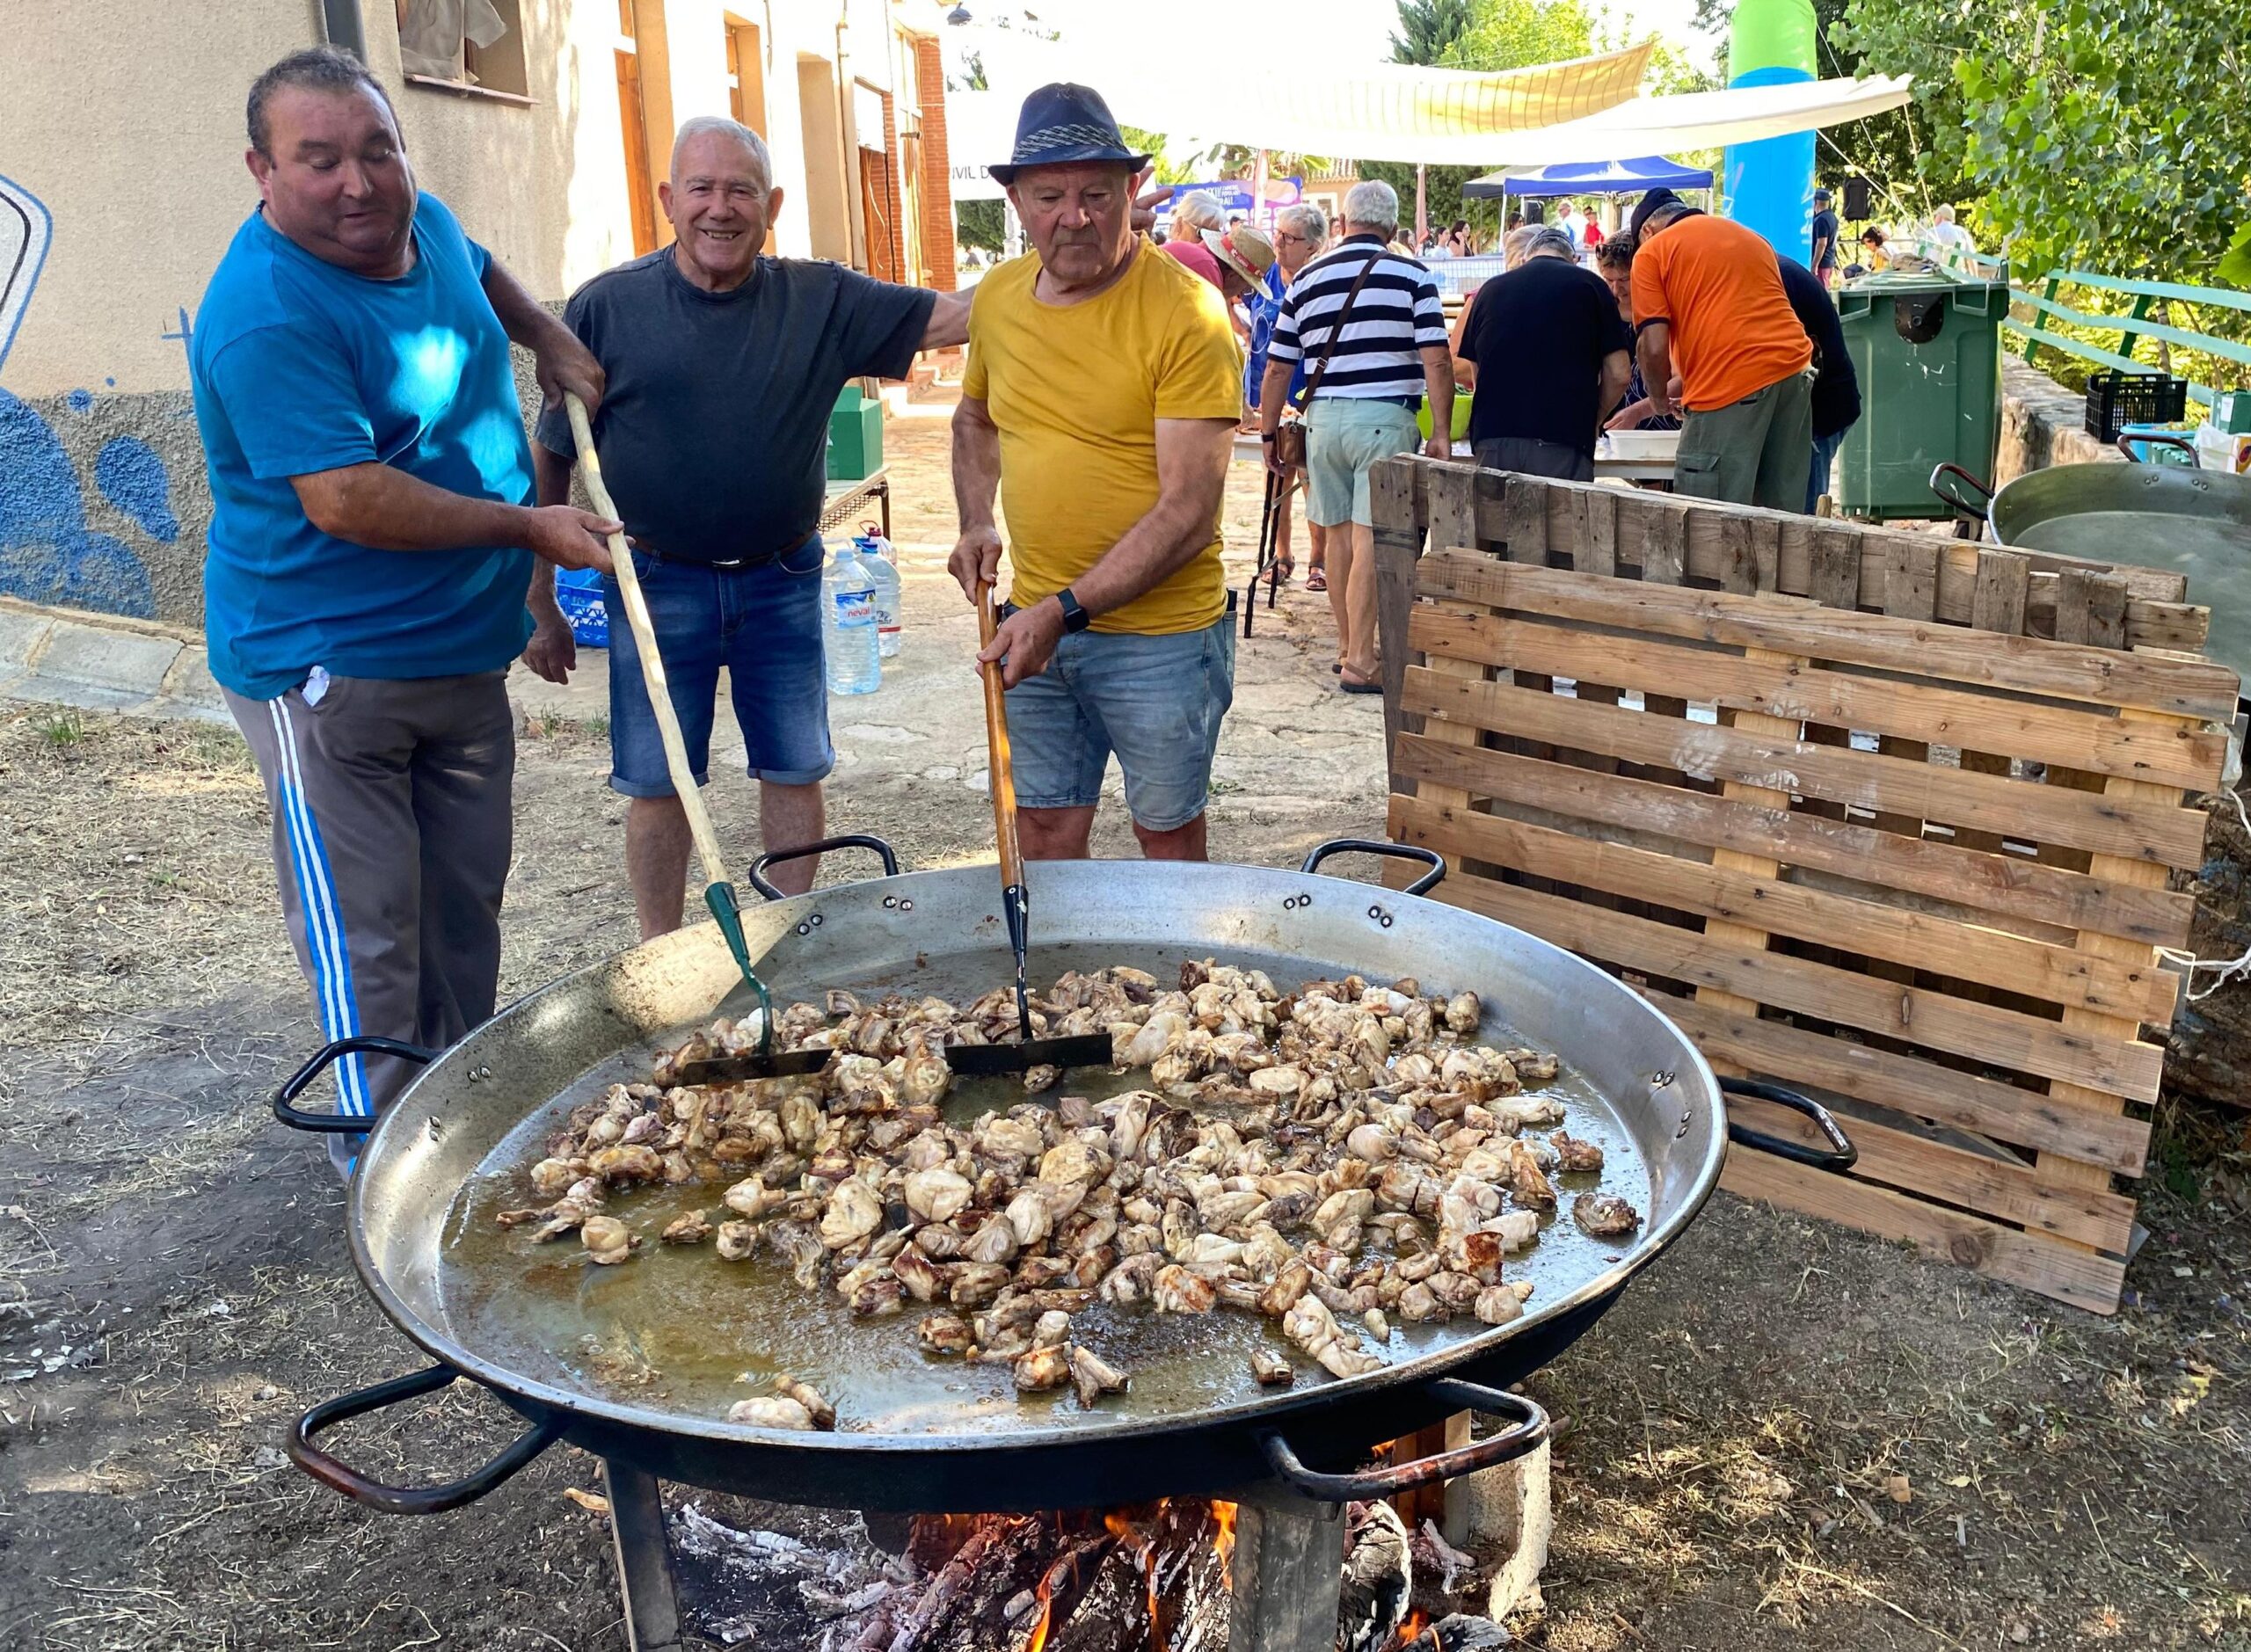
1, 408, 2246, 1651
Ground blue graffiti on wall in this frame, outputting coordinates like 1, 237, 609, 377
96, 437, 180, 542
0, 174, 163, 620
0, 390, 158, 617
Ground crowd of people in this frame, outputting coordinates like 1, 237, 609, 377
186, 48, 1957, 1174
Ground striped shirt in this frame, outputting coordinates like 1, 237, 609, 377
1267, 236, 1446, 401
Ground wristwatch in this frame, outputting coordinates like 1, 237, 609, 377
1054, 586, 1093, 634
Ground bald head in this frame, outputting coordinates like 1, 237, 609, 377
672, 115, 772, 190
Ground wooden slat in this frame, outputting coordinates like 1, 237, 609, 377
1371, 458, 1429, 791
1410, 467, 1497, 881
1722, 1091, 2136, 1252
2042, 703, 2196, 1227
1402, 667, 2211, 870
1431, 871, 2165, 1099
1645, 991, 2150, 1174
1797, 527, 1865, 825
1411, 554, 2240, 719
1390, 794, 2179, 1024
1871, 541, 1941, 841
1420, 455, 2204, 649
1956, 552, 2035, 851
1408, 609, 2226, 791
1391, 736, 2195, 948
1721, 1141, 2127, 1314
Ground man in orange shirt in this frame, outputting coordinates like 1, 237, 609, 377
1627, 189, 1814, 509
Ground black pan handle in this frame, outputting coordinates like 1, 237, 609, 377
272, 1036, 436, 1133
1927, 462, 1992, 523
1722, 1078, 1858, 1173
1300, 838, 1446, 898
1258, 1379, 1548, 1501
747, 833, 901, 901
288, 1365, 565, 1516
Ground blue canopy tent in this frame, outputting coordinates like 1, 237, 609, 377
1462, 155, 1714, 200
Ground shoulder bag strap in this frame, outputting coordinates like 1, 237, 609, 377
1288, 248, 1387, 414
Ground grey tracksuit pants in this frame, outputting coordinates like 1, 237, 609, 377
226, 672, 514, 1164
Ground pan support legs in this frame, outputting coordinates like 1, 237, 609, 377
1228, 1479, 1346, 1652
603, 1459, 688, 1652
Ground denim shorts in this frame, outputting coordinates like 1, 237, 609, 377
1304, 397, 1423, 528
602, 534, 834, 796
1003, 614, 1235, 831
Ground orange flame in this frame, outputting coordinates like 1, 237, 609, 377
1024, 1568, 1054, 1652
1210, 1500, 1238, 1588
1396, 1609, 1431, 1650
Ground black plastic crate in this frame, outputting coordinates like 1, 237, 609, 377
2085, 370, 2188, 442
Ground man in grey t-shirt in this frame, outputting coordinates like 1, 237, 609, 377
531, 116, 967, 935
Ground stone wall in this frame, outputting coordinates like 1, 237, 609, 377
1996, 355, 2123, 487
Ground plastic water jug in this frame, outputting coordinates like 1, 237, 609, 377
822, 542, 881, 695
856, 531, 902, 659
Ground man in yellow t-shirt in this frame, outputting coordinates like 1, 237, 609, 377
950, 83, 1245, 863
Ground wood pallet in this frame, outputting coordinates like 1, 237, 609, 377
1369, 455, 2240, 1314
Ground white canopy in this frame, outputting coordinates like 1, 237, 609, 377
943, 40, 1657, 173
1461, 75, 1915, 168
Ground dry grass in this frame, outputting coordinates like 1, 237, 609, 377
0, 603, 2245, 1648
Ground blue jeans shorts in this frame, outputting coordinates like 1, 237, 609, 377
602, 534, 834, 796
1003, 613, 1235, 832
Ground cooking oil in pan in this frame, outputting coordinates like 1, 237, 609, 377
437, 946, 1650, 1435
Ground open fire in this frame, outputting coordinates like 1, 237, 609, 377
657, 1491, 1510, 1652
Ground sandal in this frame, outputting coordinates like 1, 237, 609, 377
1339, 671, 1382, 695
1270, 557, 1294, 586
1307, 567, 1328, 592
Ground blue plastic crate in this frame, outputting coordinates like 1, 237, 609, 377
553, 566, 608, 647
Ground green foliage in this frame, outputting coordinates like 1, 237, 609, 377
2223, 223, 2251, 289
1119, 127, 1201, 186
1390, 0, 1475, 64
1688, 0, 1971, 222
1949, 0, 2249, 281
32, 708, 86, 751
1364, 0, 1608, 238
1441, 0, 1594, 72
1836, 0, 2249, 281
955, 199, 1005, 253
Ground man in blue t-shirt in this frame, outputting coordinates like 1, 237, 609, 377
528, 115, 969, 937
189, 46, 616, 1159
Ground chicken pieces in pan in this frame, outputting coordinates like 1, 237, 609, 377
498, 962, 1639, 1427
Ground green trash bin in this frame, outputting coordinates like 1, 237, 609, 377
1836, 270, 2007, 521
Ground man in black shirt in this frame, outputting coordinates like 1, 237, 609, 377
1774, 253, 1861, 511
1810, 186, 1840, 288
1455, 227, 1633, 482
530, 116, 968, 933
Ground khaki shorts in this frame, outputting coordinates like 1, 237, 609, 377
1304, 397, 1422, 528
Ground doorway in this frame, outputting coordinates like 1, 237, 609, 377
615, 0, 659, 255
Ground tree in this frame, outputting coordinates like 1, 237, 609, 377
1443, 0, 1594, 73
955, 199, 1004, 253
1691, 0, 1974, 219
1366, 0, 1599, 239
1839, 0, 2249, 280
1391, 0, 1475, 65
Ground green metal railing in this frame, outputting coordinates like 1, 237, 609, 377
1937, 249, 2251, 409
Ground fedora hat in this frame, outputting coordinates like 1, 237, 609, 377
1203, 225, 1276, 286
988, 83, 1150, 186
